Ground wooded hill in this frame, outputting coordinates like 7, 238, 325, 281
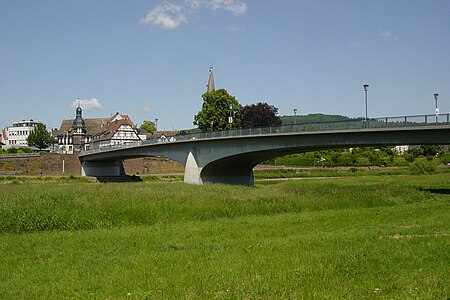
280, 113, 357, 126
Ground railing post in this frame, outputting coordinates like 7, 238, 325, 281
385, 118, 388, 128
425, 115, 427, 126
404, 116, 408, 127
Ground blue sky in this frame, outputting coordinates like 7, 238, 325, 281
1, 0, 449, 131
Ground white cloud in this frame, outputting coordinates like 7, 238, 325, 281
185, 0, 201, 9
204, 0, 247, 16
140, 2, 187, 30
378, 30, 398, 41
71, 98, 102, 111
227, 25, 242, 32
141, 0, 247, 29
143, 106, 152, 114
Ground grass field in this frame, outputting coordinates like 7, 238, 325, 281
0, 174, 449, 299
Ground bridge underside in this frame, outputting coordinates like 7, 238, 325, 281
200, 158, 256, 186
81, 160, 125, 177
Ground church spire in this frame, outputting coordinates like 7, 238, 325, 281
206, 66, 215, 93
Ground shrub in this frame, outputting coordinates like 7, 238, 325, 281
439, 152, 450, 164
409, 158, 439, 175
392, 156, 408, 167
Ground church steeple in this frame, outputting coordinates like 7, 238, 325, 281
206, 66, 215, 93
72, 99, 86, 134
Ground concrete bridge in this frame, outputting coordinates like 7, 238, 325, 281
79, 114, 450, 186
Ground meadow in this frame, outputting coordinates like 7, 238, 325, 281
0, 173, 448, 299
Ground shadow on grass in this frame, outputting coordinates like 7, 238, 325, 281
420, 188, 450, 195
96, 175, 143, 183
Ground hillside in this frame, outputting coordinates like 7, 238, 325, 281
280, 113, 356, 126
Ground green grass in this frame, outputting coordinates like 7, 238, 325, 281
0, 174, 449, 299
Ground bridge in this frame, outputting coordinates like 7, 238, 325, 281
79, 114, 450, 186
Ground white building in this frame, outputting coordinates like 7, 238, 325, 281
392, 145, 410, 155
1, 120, 43, 149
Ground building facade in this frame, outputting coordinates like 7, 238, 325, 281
53, 107, 142, 154
89, 114, 141, 149
1, 120, 43, 149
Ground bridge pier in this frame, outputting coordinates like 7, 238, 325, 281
81, 160, 125, 177
184, 150, 202, 185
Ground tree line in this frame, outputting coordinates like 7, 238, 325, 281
264, 145, 450, 168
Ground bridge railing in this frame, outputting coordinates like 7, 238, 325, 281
80, 113, 449, 155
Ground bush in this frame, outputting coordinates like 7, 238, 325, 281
409, 158, 439, 175
439, 152, 450, 165
392, 156, 408, 167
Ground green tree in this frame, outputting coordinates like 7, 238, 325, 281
420, 145, 442, 157
241, 102, 282, 128
26, 124, 55, 150
139, 120, 157, 134
194, 89, 242, 132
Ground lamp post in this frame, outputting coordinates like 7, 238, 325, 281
363, 84, 369, 128
434, 93, 439, 123
293, 108, 298, 125
155, 118, 158, 132
228, 104, 233, 130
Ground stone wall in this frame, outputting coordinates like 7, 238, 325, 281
0, 154, 183, 176
124, 157, 184, 175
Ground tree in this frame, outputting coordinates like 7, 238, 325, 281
26, 124, 55, 150
420, 145, 442, 157
139, 120, 157, 134
241, 102, 282, 128
194, 89, 242, 132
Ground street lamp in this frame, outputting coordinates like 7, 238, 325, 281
293, 108, 298, 125
363, 84, 369, 128
155, 118, 158, 132
228, 104, 233, 130
434, 93, 439, 123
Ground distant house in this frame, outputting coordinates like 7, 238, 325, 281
157, 134, 177, 143
392, 145, 410, 155
53, 105, 108, 154
89, 115, 141, 149
147, 131, 180, 143
53, 107, 142, 153
1, 119, 43, 149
